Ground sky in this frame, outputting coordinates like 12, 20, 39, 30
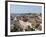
10, 4, 42, 14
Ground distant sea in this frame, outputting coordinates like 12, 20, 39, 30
10, 13, 41, 16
